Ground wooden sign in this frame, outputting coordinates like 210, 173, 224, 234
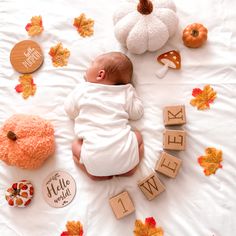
42, 170, 76, 208
10, 40, 44, 73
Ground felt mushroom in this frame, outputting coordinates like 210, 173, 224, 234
156, 50, 181, 78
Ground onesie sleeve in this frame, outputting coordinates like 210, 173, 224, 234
125, 85, 144, 121
64, 85, 82, 119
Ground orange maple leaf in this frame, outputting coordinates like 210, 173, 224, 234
48, 43, 70, 67
73, 14, 94, 37
25, 16, 43, 36
15, 74, 36, 99
61, 221, 83, 236
190, 85, 217, 110
134, 217, 164, 236
198, 147, 223, 176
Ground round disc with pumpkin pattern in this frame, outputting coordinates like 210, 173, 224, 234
5, 180, 34, 207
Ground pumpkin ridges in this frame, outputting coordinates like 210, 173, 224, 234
182, 23, 208, 48
113, 0, 178, 54
0, 114, 55, 169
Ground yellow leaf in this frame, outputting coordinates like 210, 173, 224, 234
198, 147, 223, 176
66, 221, 83, 235
190, 85, 217, 110
25, 16, 43, 36
15, 74, 36, 99
134, 218, 164, 236
73, 14, 94, 37
48, 43, 70, 67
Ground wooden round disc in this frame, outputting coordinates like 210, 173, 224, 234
10, 40, 44, 74
42, 170, 76, 208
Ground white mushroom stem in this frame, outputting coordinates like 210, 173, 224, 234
155, 64, 169, 78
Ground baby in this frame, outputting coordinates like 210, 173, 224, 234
64, 52, 144, 180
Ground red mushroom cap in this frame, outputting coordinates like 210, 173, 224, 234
157, 50, 181, 69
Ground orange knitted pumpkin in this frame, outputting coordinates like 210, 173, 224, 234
182, 23, 208, 48
0, 114, 55, 169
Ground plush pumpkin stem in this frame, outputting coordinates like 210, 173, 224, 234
137, 0, 153, 15
7, 131, 17, 141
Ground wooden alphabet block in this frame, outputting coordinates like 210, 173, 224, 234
109, 191, 135, 219
155, 152, 182, 178
163, 129, 186, 151
138, 172, 165, 201
163, 105, 186, 126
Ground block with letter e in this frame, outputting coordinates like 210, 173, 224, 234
109, 191, 135, 219
155, 152, 182, 178
163, 105, 186, 126
138, 172, 165, 200
163, 129, 186, 151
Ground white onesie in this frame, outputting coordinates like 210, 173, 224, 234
64, 82, 143, 176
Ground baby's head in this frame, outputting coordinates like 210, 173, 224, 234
85, 52, 133, 85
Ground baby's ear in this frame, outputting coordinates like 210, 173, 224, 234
96, 70, 106, 81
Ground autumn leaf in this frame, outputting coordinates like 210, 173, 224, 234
190, 85, 217, 110
15, 74, 36, 99
25, 16, 43, 36
48, 43, 70, 67
73, 14, 94, 37
60, 221, 83, 236
198, 147, 223, 176
134, 217, 164, 236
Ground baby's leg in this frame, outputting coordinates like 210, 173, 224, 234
72, 139, 112, 181
118, 130, 144, 177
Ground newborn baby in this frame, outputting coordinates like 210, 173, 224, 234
64, 52, 144, 180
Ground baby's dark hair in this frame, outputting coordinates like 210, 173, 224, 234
98, 52, 133, 85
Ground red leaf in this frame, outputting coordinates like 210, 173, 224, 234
145, 217, 156, 228
192, 88, 203, 97
15, 84, 23, 93
25, 23, 32, 31
60, 232, 69, 236
198, 157, 202, 164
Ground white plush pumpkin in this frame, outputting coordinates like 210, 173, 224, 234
113, 0, 178, 54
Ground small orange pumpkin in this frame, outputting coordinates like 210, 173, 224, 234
0, 114, 55, 169
182, 23, 208, 48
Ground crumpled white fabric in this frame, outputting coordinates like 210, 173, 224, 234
0, 0, 236, 235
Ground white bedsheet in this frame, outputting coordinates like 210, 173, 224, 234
0, 0, 236, 235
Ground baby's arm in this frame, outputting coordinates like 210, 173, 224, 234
125, 85, 144, 120
64, 87, 81, 119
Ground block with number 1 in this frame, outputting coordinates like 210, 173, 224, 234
109, 191, 135, 219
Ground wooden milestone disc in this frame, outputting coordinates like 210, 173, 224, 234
10, 40, 44, 74
42, 170, 77, 208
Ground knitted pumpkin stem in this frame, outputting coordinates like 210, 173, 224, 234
7, 131, 17, 141
137, 0, 153, 15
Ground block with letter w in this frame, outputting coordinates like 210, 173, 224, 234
138, 172, 165, 200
